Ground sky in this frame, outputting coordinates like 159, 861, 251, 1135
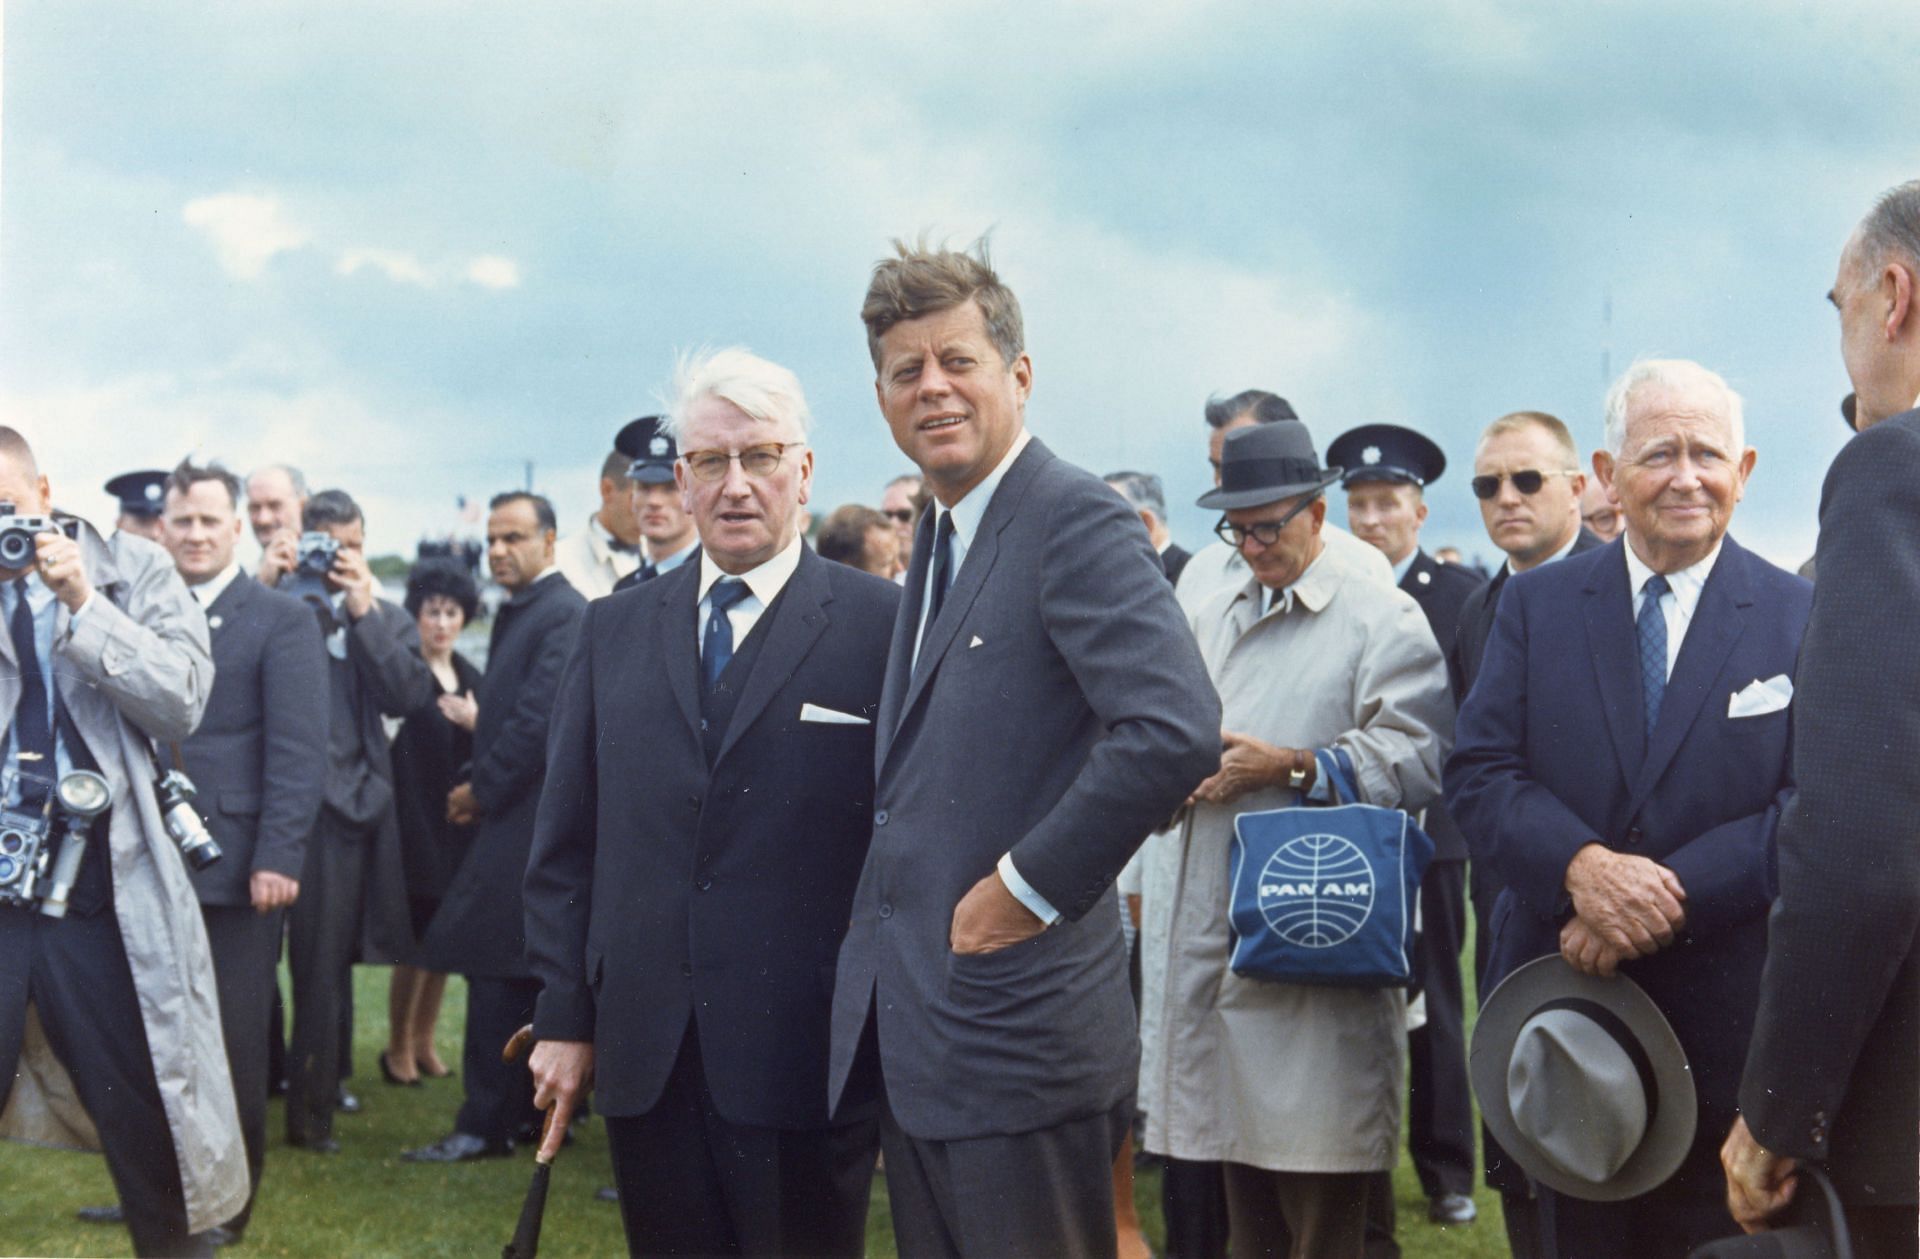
1, 1, 1914, 570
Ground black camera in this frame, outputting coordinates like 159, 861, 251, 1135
296, 532, 341, 577
0, 501, 75, 569
0, 769, 112, 917
0, 807, 53, 905
155, 770, 221, 871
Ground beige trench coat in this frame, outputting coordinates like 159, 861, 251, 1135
1140, 537, 1453, 1172
0, 522, 247, 1233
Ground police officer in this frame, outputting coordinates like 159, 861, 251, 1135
610, 416, 697, 594
103, 470, 170, 543
1326, 423, 1482, 1241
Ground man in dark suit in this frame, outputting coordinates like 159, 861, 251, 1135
156, 460, 327, 1241
278, 489, 436, 1152
527, 348, 900, 1256
1723, 180, 1920, 1258
1327, 423, 1483, 1238
828, 240, 1219, 1258
1448, 360, 1812, 1256
1105, 470, 1189, 585
407, 492, 585, 1163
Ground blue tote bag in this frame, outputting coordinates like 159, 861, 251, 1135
1227, 748, 1434, 987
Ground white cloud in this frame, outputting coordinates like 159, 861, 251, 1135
464, 255, 521, 289
181, 193, 313, 280
335, 247, 436, 287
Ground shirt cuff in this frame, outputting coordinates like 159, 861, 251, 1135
997, 852, 1063, 926
1305, 749, 1333, 803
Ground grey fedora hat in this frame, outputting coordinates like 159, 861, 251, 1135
1196, 421, 1343, 511
1471, 956, 1697, 1203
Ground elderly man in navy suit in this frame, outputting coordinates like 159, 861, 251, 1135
1448, 359, 1812, 1255
828, 240, 1220, 1259
526, 348, 900, 1256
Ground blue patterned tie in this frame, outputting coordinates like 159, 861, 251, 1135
1637, 573, 1670, 738
8, 580, 53, 809
702, 578, 751, 692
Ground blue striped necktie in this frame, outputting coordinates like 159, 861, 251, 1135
702, 578, 751, 692
1637, 573, 1671, 738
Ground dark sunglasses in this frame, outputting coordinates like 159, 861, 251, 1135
1213, 494, 1321, 549
1469, 469, 1577, 500
881, 508, 916, 524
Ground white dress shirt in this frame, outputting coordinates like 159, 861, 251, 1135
1390, 548, 1417, 586
694, 535, 804, 660
1502, 527, 1583, 578
1625, 540, 1722, 681
187, 561, 242, 609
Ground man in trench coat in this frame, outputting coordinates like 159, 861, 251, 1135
0, 427, 247, 1256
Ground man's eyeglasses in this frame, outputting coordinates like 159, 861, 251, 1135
1469, 469, 1577, 500
679, 442, 806, 483
881, 508, 916, 524
1213, 495, 1321, 549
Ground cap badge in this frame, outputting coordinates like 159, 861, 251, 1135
145, 484, 163, 502
1362, 445, 1382, 466
650, 436, 669, 457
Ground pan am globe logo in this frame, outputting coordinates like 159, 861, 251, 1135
1257, 833, 1375, 947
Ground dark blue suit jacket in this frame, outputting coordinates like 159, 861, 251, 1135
1446, 534, 1811, 1149
525, 546, 900, 1128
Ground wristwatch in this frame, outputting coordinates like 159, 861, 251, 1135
1287, 749, 1311, 792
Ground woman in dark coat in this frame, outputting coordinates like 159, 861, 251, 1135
382, 559, 482, 1085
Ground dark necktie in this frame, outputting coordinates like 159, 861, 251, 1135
636, 562, 659, 584
9, 580, 53, 809
702, 578, 752, 692
927, 511, 956, 628
1638, 573, 1671, 738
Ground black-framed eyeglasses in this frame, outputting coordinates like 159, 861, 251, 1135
881, 508, 915, 524
1469, 469, 1577, 500
1213, 494, 1321, 549
679, 442, 806, 483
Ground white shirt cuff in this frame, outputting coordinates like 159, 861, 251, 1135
996, 852, 1063, 926
1306, 749, 1333, 803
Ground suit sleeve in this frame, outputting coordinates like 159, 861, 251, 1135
1444, 574, 1604, 922
1741, 422, 1920, 1160
58, 538, 212, 743
1006, 482, 1222, 922
347, 600, 437, 719
251, 599, 330, 879
1656, 786, 1791, 944
471, 599, 583, 816
1331, 594, 1452, 814
524, 602, 600, 1041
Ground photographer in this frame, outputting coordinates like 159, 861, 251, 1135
277, 489, 436, 1153
0, 428, 245, 1256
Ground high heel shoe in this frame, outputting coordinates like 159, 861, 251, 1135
379, 1050, 421, 1087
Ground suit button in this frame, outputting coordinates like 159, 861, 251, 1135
687, 794, 701, 809
680, 962, 692, 977
696, 876, 712, 892
879, 903, 893, 919
874, 809, 889, 826
1624, 827, 1644, 848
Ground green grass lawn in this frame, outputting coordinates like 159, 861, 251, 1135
0, 964, 1512, 1257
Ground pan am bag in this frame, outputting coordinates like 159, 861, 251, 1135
1227, 748, 1434, 987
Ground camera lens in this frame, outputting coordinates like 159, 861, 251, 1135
0, 856, 17, 882
0, 829, 24, 855
0, 532, 29, 567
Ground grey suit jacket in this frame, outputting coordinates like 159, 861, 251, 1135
182, 574, 329, 907
827, 438, 1220, 1141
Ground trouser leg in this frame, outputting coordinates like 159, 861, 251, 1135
454, 974, 541, 1143
1407, 861, 1475, 1200
199, 904, 282, 1234
1161, 1155, 1231, 1259
286, 819, 364, 1144
1224, 1163, 1367, 1259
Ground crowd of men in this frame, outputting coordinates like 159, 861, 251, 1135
0, 179, 1914, 1259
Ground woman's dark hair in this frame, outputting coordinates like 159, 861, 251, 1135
404, 558, 480, 622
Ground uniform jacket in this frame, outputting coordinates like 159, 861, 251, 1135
182, 573, 329, 906
1741, 410, 1920, 1204
1398, 547, 1481, 861
526, 547, 899, 1127
1140, 536, 1451, 1172
0, 524, 247, 1233
827, 438, 1220, 1142
553, 518, 637, 600
420, 571, 584, 979
1446, 534, 1811, 1184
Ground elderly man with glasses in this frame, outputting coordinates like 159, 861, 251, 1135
524, 346, 901, 1257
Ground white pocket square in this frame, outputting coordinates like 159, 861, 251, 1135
800, 702, 869, 726
969, 635, 984, 649
1728, 675, 1793, 719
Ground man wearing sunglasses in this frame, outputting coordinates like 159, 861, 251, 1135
879, 473, 922, 581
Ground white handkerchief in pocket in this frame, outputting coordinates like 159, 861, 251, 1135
1728, 674, 1793, 719
800, 702, 870, 726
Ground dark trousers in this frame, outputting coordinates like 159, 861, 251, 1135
454, 974, 542, 1144
604, 1021, 877, 1257
1222, 1164, 1369, 1259
200, 904, 283, 1234
1541, 1146, 1739, 1259
879, 1087, 1130, 1259
1406, 860, 1474, 1199
0, 905, 203, 1257
286, 814, 365, 1144
1162, 1156, 1231, 1259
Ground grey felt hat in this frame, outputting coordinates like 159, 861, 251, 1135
1195, 421, 1342, 511
1471, 956, 1697, 1203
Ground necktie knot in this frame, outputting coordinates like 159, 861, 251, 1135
1643, 573, 1671, 601
708, 578, 751, 613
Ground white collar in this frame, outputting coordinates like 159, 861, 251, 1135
188, 561, 243, 608
936, 428, 1032, 550
698, 534, 804, 608
1390, 547, 1417, 585
1503, 527, 1582, 578
1623, 536, 1722, 612
649, 536, 698, 571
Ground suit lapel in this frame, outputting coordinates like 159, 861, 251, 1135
658, 563, 705, 744
713, 549, 831, 769
1583, 545, 1647, 784
204, 571, 251, 640
1628, 539, 1752, 813
875, 505, 933, 772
